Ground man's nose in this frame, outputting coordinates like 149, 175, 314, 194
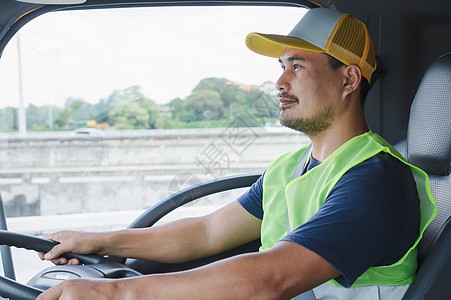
276, 72, 290, 92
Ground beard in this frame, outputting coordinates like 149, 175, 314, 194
278, 93, 335, 136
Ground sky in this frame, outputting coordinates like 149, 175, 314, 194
0, 6, 306, 109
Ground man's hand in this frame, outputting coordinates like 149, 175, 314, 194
38, 230, 106, 265
35, 278, 118, 300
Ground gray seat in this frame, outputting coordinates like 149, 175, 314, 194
402, 53, 451, 299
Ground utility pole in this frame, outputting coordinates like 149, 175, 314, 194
16, 33, 27, 135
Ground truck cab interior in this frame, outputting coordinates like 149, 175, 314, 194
0, 0, 449, 299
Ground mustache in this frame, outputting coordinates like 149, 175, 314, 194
278, 92, 299, 102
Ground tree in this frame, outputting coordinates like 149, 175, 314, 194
54, 108, 69, 129
53, 97, 88, 129
0, 107, 17, 131
191, 77, 257, 118
136, 98, 161, 129
107, 86, 161, 129
107, 86, 143, 107
178, 90, 224, 122
109, 102, 150, 129
26, 104, 48, 130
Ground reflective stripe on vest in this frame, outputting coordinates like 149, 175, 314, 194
290, 145, 316, 300
287, 143, 312, 233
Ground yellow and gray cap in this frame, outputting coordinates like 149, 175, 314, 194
245, 8, 376, 82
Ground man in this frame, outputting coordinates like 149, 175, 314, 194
37, 8, 436, 300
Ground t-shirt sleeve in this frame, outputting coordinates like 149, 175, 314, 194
237, 172, 265, 220
280, 154, 420, 287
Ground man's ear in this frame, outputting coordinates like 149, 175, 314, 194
343, 65, 362, 97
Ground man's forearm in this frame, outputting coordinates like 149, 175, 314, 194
42, 201, 261, 267
115, 252, 290, 300
113, 241, 338, 300
102, 201, 262, 263
102, 217, 212, 263
38, 251, 285, 300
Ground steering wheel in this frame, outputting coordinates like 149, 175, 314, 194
0, 229, 141, 300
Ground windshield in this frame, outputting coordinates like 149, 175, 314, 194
0, 5, 310, 282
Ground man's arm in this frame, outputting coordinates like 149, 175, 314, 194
38, 240, 340, 300
41, 200, 261, 264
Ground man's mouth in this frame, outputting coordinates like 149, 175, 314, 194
278, 92, 299, 108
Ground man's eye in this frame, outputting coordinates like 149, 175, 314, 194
281, 65, 286, 71
294, 64, 302, 69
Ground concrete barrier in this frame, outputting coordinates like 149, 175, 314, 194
0, 127, 309, 217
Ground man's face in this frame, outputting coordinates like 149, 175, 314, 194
276, 47, 345, 136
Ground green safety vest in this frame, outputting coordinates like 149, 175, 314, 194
261, 131, 437, 287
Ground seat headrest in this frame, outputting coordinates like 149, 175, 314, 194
407, 53, 451, 176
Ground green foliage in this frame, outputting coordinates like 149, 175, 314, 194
107, 86, 161, 129
110, 103, 148, 129
161, 116, 228, 129
0, 107, 17, 131
170, 77, 278, 127
0, 78, 278, 132
26, 104, 56, 131
175, 90, 225, 122
53, 107, 69, 129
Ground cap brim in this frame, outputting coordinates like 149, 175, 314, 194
246, 32, 325, 58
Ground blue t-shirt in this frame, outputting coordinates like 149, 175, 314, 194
238, 152, 420, 287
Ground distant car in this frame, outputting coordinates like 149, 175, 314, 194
71, 128, 104, 137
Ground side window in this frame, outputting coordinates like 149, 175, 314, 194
0, 5, 309, 281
